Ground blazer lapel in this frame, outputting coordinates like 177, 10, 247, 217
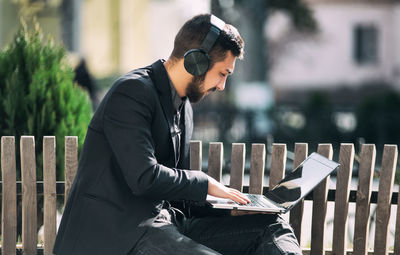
151, 60, 178, 166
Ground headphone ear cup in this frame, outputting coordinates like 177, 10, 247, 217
184, 49, 210, 76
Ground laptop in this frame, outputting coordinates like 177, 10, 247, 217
206, 152, 339, 213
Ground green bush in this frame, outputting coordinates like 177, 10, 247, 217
0, 22, 92, 181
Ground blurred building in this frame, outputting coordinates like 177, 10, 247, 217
268, 0, 400, 107
0, 0, 210, 78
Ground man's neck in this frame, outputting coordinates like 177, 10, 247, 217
163, 58, 191, 98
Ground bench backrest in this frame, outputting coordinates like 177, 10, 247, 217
1, 136, 399, 255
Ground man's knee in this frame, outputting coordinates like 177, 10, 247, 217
261, 216, 302, 255
131, 224, 221, 255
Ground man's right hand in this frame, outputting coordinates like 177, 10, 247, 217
207, 175, 250, 205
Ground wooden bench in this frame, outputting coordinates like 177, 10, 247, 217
1, 136, 399, 254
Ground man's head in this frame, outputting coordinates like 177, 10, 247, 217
166, 14, 244, 103
170, 14, 244, 68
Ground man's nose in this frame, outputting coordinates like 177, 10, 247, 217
216, 79, 226, 91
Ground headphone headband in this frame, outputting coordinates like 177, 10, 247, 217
210, 15, 226, 31
200, 15, 225, 53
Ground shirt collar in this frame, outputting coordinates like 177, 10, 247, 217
164, 63, 186, 111
170, 81, 184, 111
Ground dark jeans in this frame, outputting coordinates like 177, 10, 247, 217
129, 207, 301, 255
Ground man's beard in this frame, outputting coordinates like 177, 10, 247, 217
186, 75, 205, 103
186, 75, 216, 103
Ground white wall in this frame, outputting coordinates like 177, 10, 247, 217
82, 0, 209, 76
81, 0, 116, 76
118, 0, 210, 73
148, 0, 210, 62
269, 3, 397, 90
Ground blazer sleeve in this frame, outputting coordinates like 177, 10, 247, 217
103, 80, 208, 202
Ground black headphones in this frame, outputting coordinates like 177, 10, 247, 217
183, 15, 226, 76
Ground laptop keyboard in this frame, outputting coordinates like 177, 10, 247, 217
246, 194, 270, 207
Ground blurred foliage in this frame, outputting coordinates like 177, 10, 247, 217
298, 92, 340, 144
355, 91, 400, 184
355, 91, 400, 148
0, 21, 92, 181
269, 92, 341, 150
269, 88, 400, 183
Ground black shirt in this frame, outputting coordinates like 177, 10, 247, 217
168, 77, 187, 167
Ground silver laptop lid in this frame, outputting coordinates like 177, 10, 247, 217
264, 152, 339, 211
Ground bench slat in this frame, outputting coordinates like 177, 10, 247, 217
190, 141, 202, 171
64, 136, 78, 204
1, 136, 17, 255
208, 142, 223, 182
374, 145, 398, 255
43, 137, 57, 255
310, 144, 333, 255
289, 143, 308, 243
230, 143, 245, 192
269, 144, 286, 189
332, 143, 354, 255
353, 144, 376, 255
21, 136, 38, 255
249, 144, 265, 195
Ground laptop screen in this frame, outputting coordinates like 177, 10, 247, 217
264, 153, 339, 210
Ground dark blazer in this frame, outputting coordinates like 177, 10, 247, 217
53, 60, 209, 255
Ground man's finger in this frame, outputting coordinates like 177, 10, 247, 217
228, 193, 249, 205
229, 189, 251, 203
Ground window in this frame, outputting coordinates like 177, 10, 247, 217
353, 24, 378, 65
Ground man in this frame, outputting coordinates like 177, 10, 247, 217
53, 14, 301, 255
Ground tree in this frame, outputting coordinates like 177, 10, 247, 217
0, 21, 92, 181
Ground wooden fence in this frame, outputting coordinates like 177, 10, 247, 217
1, 136, 77, 255
0, 136, 399, 255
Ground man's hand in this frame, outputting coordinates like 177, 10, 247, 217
207, 176, 275, 216
207, 175, 250, 205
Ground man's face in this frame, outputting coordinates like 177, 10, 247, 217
186, 51, 236, 103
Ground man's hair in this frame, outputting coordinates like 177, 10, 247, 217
170, 14, 244, 68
